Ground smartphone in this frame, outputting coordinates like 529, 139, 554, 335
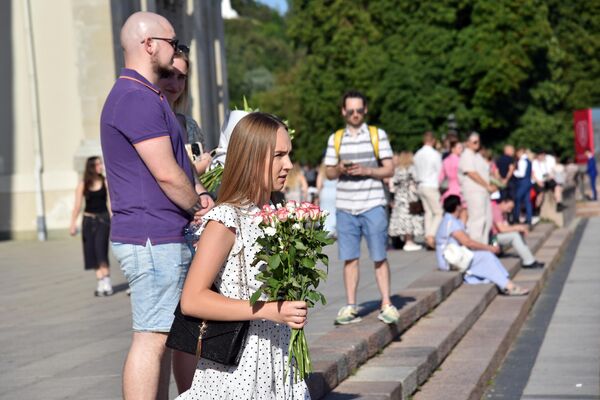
191, 143, 201, 156
343, 161, 354, 168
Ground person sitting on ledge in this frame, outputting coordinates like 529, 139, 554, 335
492, 197, 545, 269
435, 195, 529, 296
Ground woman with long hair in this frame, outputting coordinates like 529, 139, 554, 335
158, 47, 212, 178
176, 112, 310, 399
69, 156, 112, 296
283, 162, 309, 202
388, 151, 424, 251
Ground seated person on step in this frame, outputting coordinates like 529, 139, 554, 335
491, 197, 544, 269
435, 195, 529, 296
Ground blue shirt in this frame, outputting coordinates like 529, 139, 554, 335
435, 213, 465, 270
100, 68, 193, 245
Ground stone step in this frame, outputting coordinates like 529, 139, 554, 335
576, 201, 600, 217
306, 275, 461, 399
313, 223, 554, 399
413, 225, 574, 400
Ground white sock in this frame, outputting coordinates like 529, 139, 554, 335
102, 276, 112, 289
96, 279, 103, 292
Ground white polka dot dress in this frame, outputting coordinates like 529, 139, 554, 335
176, 204, 311, 400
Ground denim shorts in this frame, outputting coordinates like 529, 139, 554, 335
111, 240, 192, 332
336, 206, 388, 262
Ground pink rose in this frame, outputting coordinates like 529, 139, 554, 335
276, 208, 288, 222
308, 207, 320, 220
295, 207, 308, 221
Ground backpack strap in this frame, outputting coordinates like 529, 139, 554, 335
334, 126, 380, 161
368, 125, 379, 160
334, 129, 344, 161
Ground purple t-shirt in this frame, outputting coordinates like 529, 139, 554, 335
100, 68, 193, 245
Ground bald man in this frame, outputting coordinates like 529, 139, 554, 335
458, 132, 496, 244
100, 12, 212, 399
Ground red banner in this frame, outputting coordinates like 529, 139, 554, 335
574, 109, 594, 164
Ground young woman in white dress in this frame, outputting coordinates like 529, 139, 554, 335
176, 112, 311, 399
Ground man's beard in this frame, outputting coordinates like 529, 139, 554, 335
152, 54, 174, 78
156, 63, 173, 79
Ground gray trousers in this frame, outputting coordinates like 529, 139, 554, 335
496, 231, 535, 266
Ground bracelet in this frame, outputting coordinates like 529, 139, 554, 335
186, 200, 202, 216
198, 191, 212, 198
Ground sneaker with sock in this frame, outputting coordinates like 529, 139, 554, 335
102, 276, 114, 296
378, 304, 400, 324
403, 242, 423, 252
94, 279, 104, 297
334, 305, 362, 325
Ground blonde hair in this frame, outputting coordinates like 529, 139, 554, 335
217, 112, 287, 206
285, 163, 303, 189
396, 151, 414, 169
173, 51, 190, 114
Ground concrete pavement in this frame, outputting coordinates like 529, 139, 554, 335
521, 217, 600, 399
0, 235, 435, 399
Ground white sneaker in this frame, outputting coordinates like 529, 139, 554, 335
94, 280, 104, 297
102, 278, 114, 296
335, 305, 362, 325
403, 242, 423, 252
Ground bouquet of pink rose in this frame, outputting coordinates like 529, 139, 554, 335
249, 201, 334, 382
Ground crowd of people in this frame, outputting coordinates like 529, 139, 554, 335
65, 10, 599, 400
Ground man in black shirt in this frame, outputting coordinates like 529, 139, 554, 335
496, 144, 516, 201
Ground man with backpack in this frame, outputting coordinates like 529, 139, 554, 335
324, 90, 399, 325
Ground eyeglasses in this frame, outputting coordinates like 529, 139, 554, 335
142, 37, 179, 51
177, 44, 190, 54
345, 108, 365, 117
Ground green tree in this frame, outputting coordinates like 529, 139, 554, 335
226, 0, 600, 163
282, 1, 387, 163
225, 0, 295, 108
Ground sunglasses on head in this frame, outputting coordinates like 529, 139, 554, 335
345, 108, 365, 117
177, 44, 190, 54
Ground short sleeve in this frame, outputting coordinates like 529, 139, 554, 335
377, 129, 393, 159
324, 133, 338, 166
113, 90, 169, 144
196, 205, 243, 256
447, 217, 465, 236
185, 115, 206, 149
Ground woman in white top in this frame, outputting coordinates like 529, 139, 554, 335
176, 112, 310, 400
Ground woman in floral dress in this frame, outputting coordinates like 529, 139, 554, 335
388, 151, 424, 251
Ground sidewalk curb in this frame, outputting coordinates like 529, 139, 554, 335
413, 222, 576, 400
308, 223, 555, 399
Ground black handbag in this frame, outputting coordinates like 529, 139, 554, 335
166, 296, 249, 365
166, 208, 251, 366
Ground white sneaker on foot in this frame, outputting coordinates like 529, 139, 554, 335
102, 277, 114, 296
335, 305, 362, 325
403, 242, 423, 252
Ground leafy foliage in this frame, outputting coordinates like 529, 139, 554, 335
249, 202, 335, 382
225, 0, 296, 109
225, 0, 600, 163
